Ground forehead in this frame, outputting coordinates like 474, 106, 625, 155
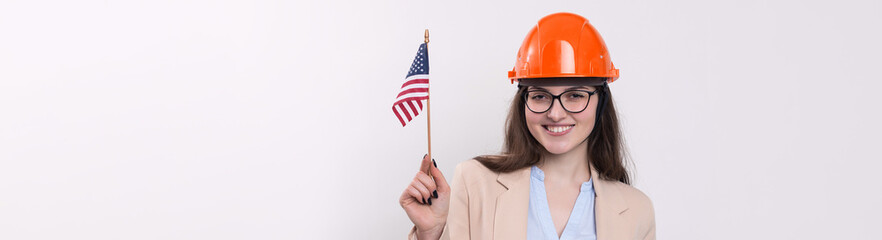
516, 77, 606, 87
526, 85, 597, 91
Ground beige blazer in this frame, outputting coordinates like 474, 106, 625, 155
410, 159, 655, 240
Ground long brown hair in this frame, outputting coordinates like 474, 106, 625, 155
475, 82, 632, 184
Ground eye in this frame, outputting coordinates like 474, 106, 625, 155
566, 92, 586, 99
528, 92, 551, 101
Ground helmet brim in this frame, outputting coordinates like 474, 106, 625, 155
516, 77, 608, 87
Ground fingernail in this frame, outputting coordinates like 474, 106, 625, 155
433, 159, 437, 168
423, 154, 427, 159
422, 197, 426, 204
427, 197, 432, 205
433, 190, 438, 198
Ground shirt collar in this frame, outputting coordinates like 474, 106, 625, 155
530, 165, 595, 193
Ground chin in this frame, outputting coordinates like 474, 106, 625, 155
541, 142, 577, 155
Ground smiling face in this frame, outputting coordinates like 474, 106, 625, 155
524, 85, 600, 155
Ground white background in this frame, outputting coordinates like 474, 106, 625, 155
2, 0, 881, 239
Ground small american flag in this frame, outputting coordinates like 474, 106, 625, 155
393, 43, 429, 127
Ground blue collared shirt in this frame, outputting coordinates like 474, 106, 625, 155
527, 166, 597, 240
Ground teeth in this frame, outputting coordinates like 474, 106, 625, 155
547, 125, 573, 133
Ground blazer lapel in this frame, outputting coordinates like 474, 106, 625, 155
590, 164, 630, 239
493, 167, 531, 240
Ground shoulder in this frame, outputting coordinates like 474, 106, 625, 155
453, 159, 531, 194
456, 159, 493, 173
606, 180, 655, 221
615, 181, 654, 211
453, 159, 499, 184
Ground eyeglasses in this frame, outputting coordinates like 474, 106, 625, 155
523, 89, 597, 113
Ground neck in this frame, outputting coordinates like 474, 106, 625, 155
537, 139, 592, 184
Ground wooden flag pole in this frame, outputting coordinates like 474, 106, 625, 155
424, 29, 432, 165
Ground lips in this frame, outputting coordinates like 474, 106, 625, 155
543, 124, 574, 136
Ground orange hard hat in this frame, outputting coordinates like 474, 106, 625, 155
508, 12, 619, 84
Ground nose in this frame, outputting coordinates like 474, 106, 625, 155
546, 99, 567, 122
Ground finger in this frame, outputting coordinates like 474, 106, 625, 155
405, 185, 424, 204
430, 159, 450, 193
419, 154, 432, 174
415, 171, 437, 193
412, 178, 432, 204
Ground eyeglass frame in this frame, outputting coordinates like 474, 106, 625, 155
522, 88, 599, 113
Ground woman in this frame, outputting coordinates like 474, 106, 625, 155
400, 12, 655, 240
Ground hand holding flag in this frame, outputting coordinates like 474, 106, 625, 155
394, 30, 451, 240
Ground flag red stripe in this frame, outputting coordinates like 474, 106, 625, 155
416, 100, 423, 110
393, 96, 428, 106
400, 78, 429, 88
393, 106, 406, 126
406, 101, 418, 114
399, 103, 413, 121
396, 87, 429, 98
